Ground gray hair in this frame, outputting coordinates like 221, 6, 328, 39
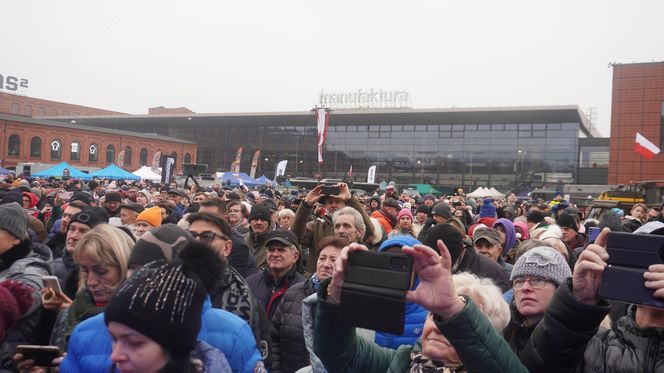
277, 208, 295, 219
452, 272, 510, 331
332, 207, 366, 235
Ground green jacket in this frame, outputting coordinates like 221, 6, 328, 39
314, 281, 527, 373
292, 196, 374, 276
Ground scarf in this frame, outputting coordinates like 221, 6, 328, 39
64, 289, 105, 340
408, 352, 464, 373
0, 240, 32, 271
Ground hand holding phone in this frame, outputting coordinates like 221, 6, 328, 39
15, 345, 61, 367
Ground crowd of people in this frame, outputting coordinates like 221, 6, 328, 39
0, 172, 663, 372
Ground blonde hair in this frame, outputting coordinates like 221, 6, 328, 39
73, 224, 133, 291
452, 272, 510, 331
278, 208, 295, 220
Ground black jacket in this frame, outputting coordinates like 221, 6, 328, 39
45, 231, 66, 260
269, 278, 316, 373
502, 303, 537, 360
228, 228, 256, 278
457, 246, 511, 293
247, 267, 305, 321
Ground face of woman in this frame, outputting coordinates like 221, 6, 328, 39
109, 321, 168, 373
399, 215, 412, 229
421, 314, 461, 364
495, 224, 507, 246
78, 254, 121, 304
136, 194, 148, 206
514, 277, 557, 325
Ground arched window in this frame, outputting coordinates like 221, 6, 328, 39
89, 143, 98, 162
124, 146, 132, 167
30, 137, 41, 158
184, 153, 192, 164
70, 141, 81, 161
106, 144, 115, 163
50, 139, 62, 160
139, 148, 148, 166
7, 135, 20, 157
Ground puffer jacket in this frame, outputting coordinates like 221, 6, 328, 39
192, 340, 232, 372
292, 197, 374, 275
211, 265, 272, 364
0, 240, 52, 369
61, 297, 264, 373
374, 296, 428, 350
313, 280, 527, 373
247, 266, 305, 320
269, 278, 317, 373
301, 292, 326, 373
515, 279, 664, 373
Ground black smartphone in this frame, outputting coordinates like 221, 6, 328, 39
599, 232, 664, 308
320, 185, 340, 196
15, 345, 61, 367
340, 250, 414, 334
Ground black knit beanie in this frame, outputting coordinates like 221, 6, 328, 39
422, 223, 464, 264
128, 224, 193, 268
104, 260, 206, 358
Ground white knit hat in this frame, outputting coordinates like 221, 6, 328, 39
510, 246, 571, 285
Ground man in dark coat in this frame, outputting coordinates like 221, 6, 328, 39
247, 229, 305, 320
269, 236, 344, 373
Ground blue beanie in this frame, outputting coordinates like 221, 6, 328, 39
479, 199, 497, 218
378, 236, 421, 252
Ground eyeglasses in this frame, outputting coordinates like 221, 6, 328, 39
189, 231, 229, 244
512, 276, 549, 290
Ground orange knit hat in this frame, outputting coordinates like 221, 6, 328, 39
136, 206, 162, 228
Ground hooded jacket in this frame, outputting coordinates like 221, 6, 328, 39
60, 297, 264, 373
244, 223, 274, 270
514, 279, 664, 373
0, 239, 52, 369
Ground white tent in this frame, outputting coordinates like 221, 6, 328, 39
466, 187, 489, 198
487, 187, 506, 199
132, 166, 162, 181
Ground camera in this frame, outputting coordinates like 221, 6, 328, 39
340, 250, 414, 334
599, 232, 664, 308
320, 185, 340, 196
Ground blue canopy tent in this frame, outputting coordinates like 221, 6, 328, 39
89, 163, 140, 181
0, 167, 14, 175
32, 162, 92, 180
218, 172, 261, 187
255, 175, 272, 185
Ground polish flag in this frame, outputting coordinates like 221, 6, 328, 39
635, 133, 661, 159
315, 108, 330, 164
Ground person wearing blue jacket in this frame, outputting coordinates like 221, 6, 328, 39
60, 225, 265, 373
372, 236, 428, 349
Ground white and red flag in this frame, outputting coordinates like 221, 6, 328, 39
315, 108, 330, 164
635, 132, 660, 159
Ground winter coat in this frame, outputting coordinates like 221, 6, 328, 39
45, 231, 66, 260
192, 340, 233, 372
515, 279, 664, 373
313, 280, 527, 373
301, 293, 326, 373
371, 210, 396, 235
621, 216, 643, 233
292, 197, 374, 275
210, 265, 272, 364
52, 249, 79, 299
502, 302, 537, 360
247, 267, 305, 320
374, 296, 428, 350
229, 228, 255, 278
0, 240, 52, 369
269, 278, 316, 373
457, 247, 510, 293
61, 297, 264, 373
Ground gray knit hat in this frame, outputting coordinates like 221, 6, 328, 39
0, 202, 27, 240
128, 224, 193, 268
510, 246, 571, 285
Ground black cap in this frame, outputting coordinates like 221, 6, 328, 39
249, 204, 272, 221
382, 198, 401, 210
120, 202, 145, 214
167, 189, 182, 197
527, 210, 545, 224
557, 212, 579, 232
70, 192, 92, 206
266, 228, 298, 247
69, 207, 109, 229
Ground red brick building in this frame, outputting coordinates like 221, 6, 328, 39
0, 92, 196, 173
608, 61, 664, 184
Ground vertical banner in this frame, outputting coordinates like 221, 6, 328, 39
233, 147, 243, 172
117, 150, 126, 166
152, 151, 162, 171
367, 165, 376, 184
249, 150, 261, 179
314, 108, 330, 164
275, 160, 288, 178
161, 155, 176, 184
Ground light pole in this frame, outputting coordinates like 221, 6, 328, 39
417, 159, 424, 183
514, 150, 523, 190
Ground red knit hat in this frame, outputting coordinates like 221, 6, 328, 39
0, 280, 34, 341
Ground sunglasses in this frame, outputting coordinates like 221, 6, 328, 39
189, 231, 230, 244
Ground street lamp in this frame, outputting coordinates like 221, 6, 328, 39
417, 159, 424, 183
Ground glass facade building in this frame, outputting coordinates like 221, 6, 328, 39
58, 105, 597, 190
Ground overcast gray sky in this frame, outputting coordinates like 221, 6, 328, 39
3, 0, 663, 136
